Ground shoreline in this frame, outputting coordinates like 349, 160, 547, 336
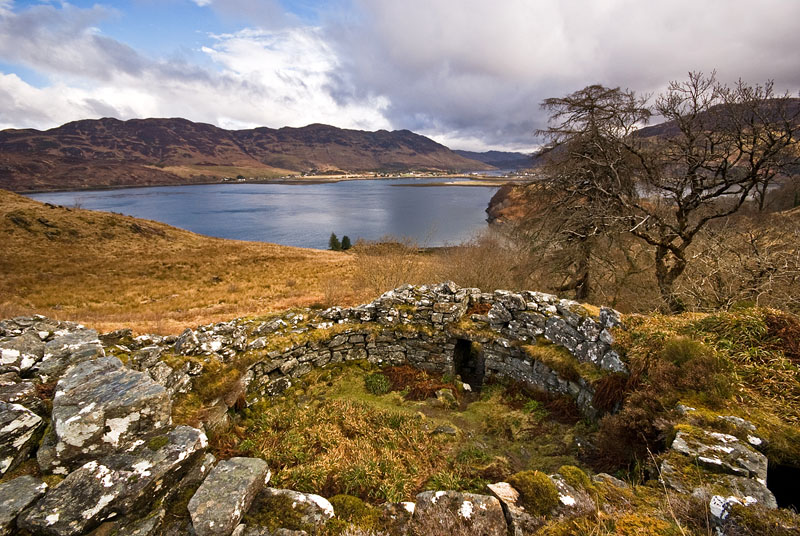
14, 172, 534, 194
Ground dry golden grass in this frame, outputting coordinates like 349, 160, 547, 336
0, 189, 358, 334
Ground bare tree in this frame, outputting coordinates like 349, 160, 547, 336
534, 85, 650, 300
537, 73, 800, 312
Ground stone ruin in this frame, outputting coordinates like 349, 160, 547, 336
0, 283, 783, 535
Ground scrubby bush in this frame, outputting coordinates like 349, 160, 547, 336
364, 373, 391, 395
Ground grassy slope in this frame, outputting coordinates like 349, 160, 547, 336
0, 189, 357, 334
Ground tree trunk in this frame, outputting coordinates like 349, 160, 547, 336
655, 245, 687, 313
574, 239, 591, 301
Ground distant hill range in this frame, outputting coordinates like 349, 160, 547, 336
453, 150, 533, 169
0, 118, 494, 192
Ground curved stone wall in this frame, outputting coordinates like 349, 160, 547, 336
232, 282, 626, 416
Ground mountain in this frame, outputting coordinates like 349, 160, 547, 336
0, 118, 493, 192
454, 149, 533, 169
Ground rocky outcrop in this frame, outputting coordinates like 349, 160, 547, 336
189, 457, 271, 536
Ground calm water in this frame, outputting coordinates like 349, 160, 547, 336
28, 179, 498, 249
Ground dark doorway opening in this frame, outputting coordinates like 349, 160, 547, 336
768, 462, 800, 509
453, 339, 484, 391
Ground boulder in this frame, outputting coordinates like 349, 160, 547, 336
189, 457, 271, 536
0, 401, 44, 476
378, 502, 415, 536
550, 475, 595, 517
38, 356, 172, 474
19, 425, 207, 536
0, 332, 45, 373
0, 475, 48, 536
671, 429, 768, 481
486, 482, 540, 536
413, 491, 507, 536
34, 329, 105, 382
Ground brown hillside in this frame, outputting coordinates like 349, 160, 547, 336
0, 189, 356, 333
0, 118, 493, 191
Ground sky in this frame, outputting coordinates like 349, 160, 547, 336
1, 1, 799, 152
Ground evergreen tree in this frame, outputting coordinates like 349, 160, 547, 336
328, 232, 341, 251
341, 235, 352, 250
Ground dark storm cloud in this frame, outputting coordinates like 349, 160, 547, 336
323, 0, 800, 149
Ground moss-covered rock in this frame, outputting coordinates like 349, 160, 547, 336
508, 470, 560, 516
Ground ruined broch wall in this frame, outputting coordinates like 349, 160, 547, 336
165, 282, 627, 417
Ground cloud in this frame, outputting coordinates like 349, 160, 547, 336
0, 2, 389, 133
324, 0, 800, 149
1, 0, 799, 151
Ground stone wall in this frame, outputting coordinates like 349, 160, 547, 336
212, 282, 627, 417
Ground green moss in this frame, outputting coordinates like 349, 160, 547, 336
508, 470, 560, 516
243, 493, 313, 533
557, 465, 593, 491
147, 435, 170, 451
328, 494, 379, 530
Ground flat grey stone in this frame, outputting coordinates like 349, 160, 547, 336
671, 429, 768, 481
189, 457, 271, 536
35, 329, 104, 381
0, 401, 43, 476
0, 475, 48, 536
0, 332, 45, 373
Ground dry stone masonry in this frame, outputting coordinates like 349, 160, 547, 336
0, 284, 785, 534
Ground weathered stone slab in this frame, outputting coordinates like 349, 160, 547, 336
38, 356, 172, 474
0, 379, 40, 411
0, 475, 48, 536
487, 482, 540, 536
20, 425, 207, 536
35, 329, 104, 382
413, 491, 506, 536
671, 429, 768, 481
0, 332, 45, 373
189, 457, 271, 536
0, 401, 43, 476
